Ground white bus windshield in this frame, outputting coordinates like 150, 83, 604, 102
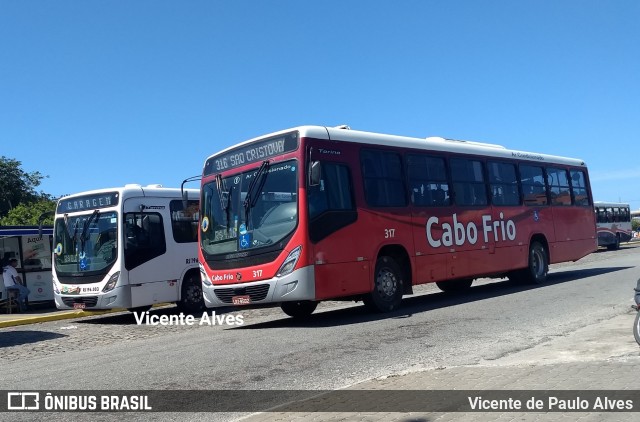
54, 211, 118, 277
201, 159, 298, 255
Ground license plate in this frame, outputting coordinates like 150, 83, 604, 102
232, 295, 251, 306
73, 303, 86, 309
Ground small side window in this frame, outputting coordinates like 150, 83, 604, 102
170, 200, 199, 243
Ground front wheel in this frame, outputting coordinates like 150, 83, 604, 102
363, 256, 404, 312
176, 272, 205, 313
634, 311, 640, 346
281, 301, 318, 318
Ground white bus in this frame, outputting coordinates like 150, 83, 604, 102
52, 184, 204, 313
594, 201, 632, 250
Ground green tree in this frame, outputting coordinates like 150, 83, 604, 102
0, 156, 48, 218
633, 219, 639, 232
0, 198, 56, 226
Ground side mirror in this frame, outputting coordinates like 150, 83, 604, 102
309, 161, 321, 186
37, 211, 54, 238
182, 189, 189, 210
181, 174, 201, 209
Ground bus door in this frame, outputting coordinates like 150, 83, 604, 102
122, 196, 176, 306
307, 148, 364, 300
446, 158, 494, 279
406, 154, 449, 283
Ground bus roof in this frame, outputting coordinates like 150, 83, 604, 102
206, 125, 587, 168
58, 185, 199, 199
593, 201, 630, 208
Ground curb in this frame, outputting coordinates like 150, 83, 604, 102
0, 303, 171, 328
0, 309, 120, 328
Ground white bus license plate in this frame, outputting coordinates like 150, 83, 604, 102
232, 295, 251, 306
73, 303, 86, 309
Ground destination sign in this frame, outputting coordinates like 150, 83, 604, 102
203, 132, 298, 176
57, 192, 120, 213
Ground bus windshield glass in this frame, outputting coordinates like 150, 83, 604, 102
54, 211, 118, 276
201, 159, 298, 255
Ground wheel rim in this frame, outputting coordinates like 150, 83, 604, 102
376, 267, 398, 300
185, 280, 201, 305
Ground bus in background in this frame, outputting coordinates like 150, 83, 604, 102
198, 126, 596, 318
53, 184, 204, 313
594, 202, 632, 250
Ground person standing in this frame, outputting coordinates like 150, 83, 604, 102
3, 258, 30, 311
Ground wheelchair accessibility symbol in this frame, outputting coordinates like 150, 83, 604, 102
239, 233, 252, 249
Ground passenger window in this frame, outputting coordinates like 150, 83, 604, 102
520, 165, 548, 206
407, 154, 450, 207
570, 170, 590, 206
450, 158, 487, 206
124, 213, 166, 270
547, 167, 571, 206
361, 150, 407, 207
488, 162, 519, 206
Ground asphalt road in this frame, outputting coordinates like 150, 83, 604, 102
2, 243, 639, 421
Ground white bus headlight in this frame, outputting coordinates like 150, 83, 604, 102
276, 245, 302, 277
102, 271, 120, 293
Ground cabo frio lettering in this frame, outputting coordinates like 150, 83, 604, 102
427, 212, 516, 248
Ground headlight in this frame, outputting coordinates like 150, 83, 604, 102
276, 245, 302, 277
200, 263, 212, 286
102, 271, 120, 293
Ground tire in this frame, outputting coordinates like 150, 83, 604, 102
521, 241, 549, 284
127, 305, 152, 313
634, 311, 640, 347
436, 278, 473, 293
363, 256, 404, 312
280, 301, 318, 318
176, 272, 205, 313
607, 235, 620, 251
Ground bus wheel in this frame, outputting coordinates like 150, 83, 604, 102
177, 272, 205, 313
364, 256, 403, 312
608, 235, 620, 251
127, 305, 152, 313
436, 278, 473, 293
281, 301, 318, 318
522, 242, 548, 284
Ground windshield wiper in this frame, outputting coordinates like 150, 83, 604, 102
216, 174, 234, 232
80, 209, 100, 254
243, 160, 270, 225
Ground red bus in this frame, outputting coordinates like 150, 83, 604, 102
198, 126, 596, 317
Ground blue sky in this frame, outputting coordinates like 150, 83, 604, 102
1, 1, 639, 209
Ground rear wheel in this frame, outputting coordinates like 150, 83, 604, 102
518, 241, 548, 284
363, 256, 404, 312
281, 301, 318, 318
436, 278, 473, 293
176, 272, 205, 313
607, 235, 620, 251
